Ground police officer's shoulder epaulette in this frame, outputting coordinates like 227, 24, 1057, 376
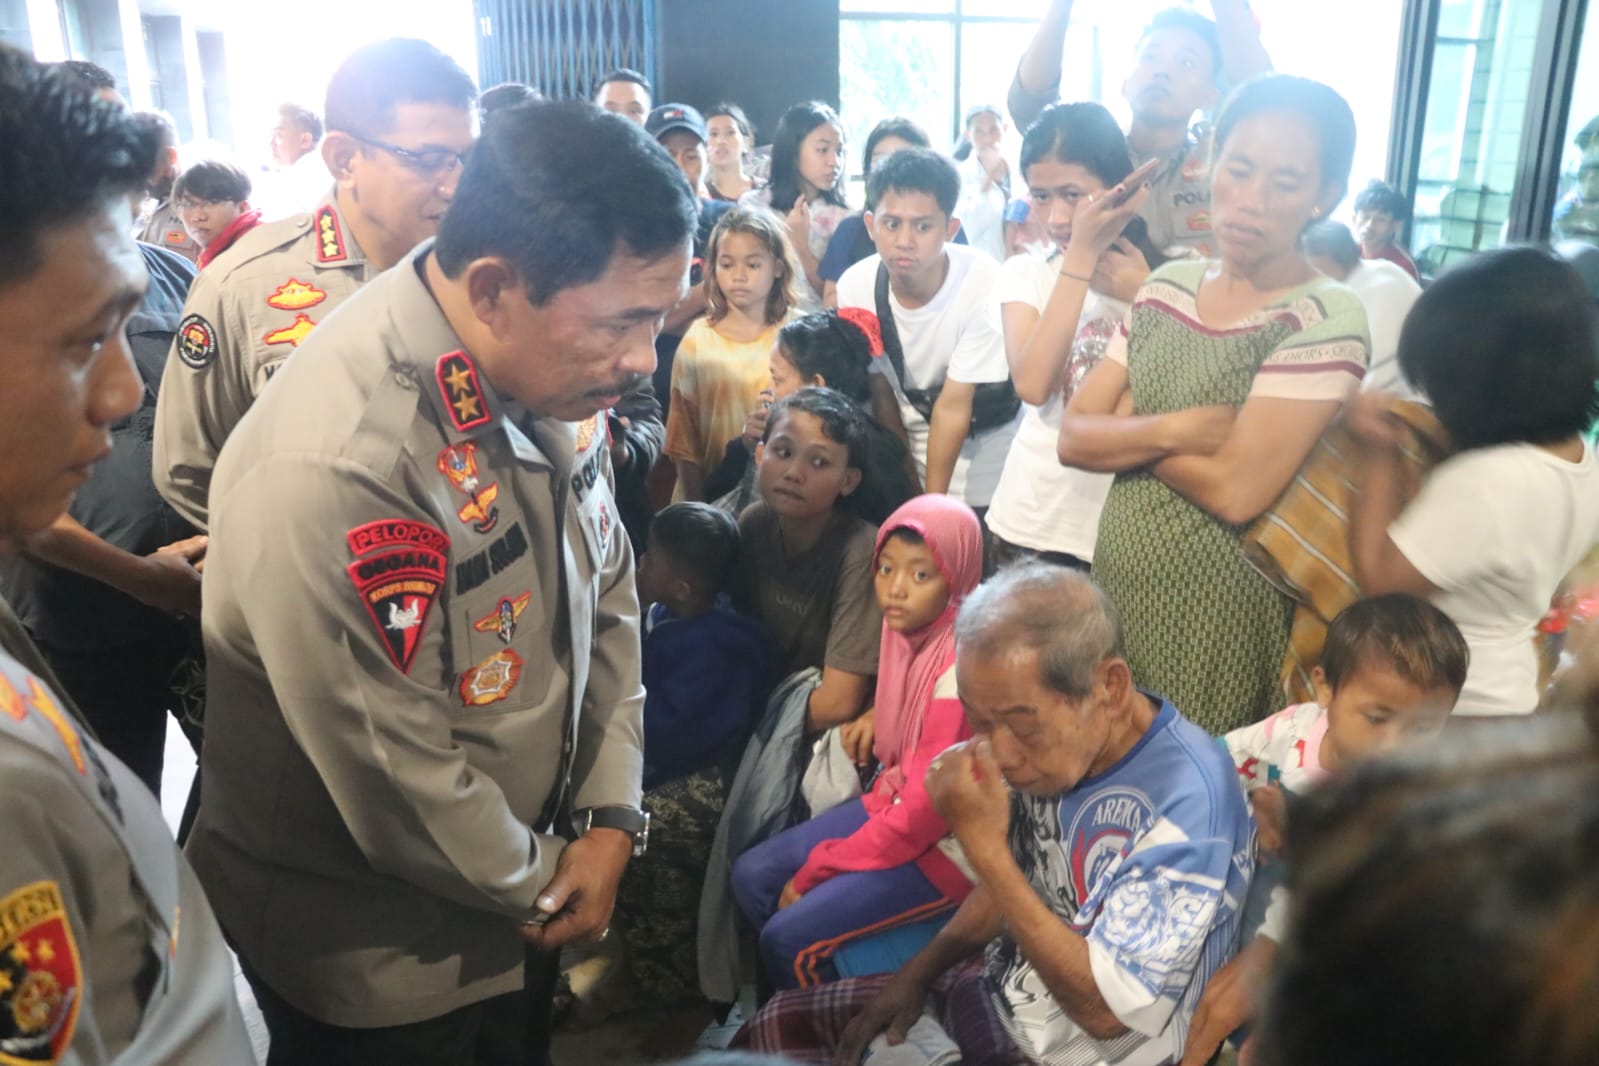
203, 211, 322, 281
341, 361, 428, 481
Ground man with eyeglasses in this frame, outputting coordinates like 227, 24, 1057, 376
154, 37, 477, 532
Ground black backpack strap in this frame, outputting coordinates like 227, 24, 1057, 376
874, 261, 908, 388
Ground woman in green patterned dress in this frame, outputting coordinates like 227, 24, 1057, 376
1058, 75, 1371, 734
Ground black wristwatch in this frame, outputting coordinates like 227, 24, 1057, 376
573, 805, 650, 857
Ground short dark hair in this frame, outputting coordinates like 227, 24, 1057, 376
0, 47, 158, 288
769, 101, 847, 211
1020, 101, 1130, 185
130, 108, 177, 151
1321, 594, 1469, 696
649, 502, 740, 594
277, 102, 323, 144
776, 313, 874, 405
324, 38, 476, 138
54, 60, 116, 93
1398, 246, 1599, 449
1302, 220, 1361, 272
1214, 75, 1357, 200
867, 147, 960, 219
1139, 7, 1224, 84
479, 83, 542, 123
1259, 715, 1599, 1066
435, 101, 696, 305
705, 101, 753, 143
173, 160, 251, 204
1353, 178, 1411, 223
596, 68, 652, 96
861, 116, 930, 183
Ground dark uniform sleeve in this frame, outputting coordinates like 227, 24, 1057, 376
211, 451, 562, 916
152, 266, 258, 532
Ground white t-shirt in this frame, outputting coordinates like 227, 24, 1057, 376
985, 252, 1126, 560
1345, 259, 1425, 403
1389, 440, 1599, 715
955, 153, 1008, 263
837, 245, 1019, 507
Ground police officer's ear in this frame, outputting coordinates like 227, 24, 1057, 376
322, 132, 361, 184
463, 258, 523, 340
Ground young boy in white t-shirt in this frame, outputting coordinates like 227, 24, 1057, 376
1180, 594, 1469, 1066
835, 148, 1019, 511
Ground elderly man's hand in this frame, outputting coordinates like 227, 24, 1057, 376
926, 739, 1010, 862
516, 828, 632, 951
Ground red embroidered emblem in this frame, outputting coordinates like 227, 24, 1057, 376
263, 313, 317, 348
437, 443, 501, 533
0, 881, 83, 1062
347, 545, 446, 674
435, 351, 492, 432
266, 278, 328, 311
346, 519, 451, 558
1187, 210, 1211, 233
314, 205, 347, 263
473, 592, 533, 645
1182, 158, 1207, 183
574, 413, 602, 454
459, 649, 524, 706
164, 229, 189, 246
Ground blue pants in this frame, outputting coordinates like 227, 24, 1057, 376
731, 798, 958, 989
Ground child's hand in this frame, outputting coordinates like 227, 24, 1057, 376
1251, 784, 1289, 857
1343, 390, 1406, 450
743, 391, 773, 448
839, 708, 876, 766
1179, 936, 1276, 1066
787, 195, 812, 247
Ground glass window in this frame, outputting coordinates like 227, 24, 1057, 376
838, 17, 956, 194
1552, 3, 1599, 245
1411, 0, 1548, 273
840, 0, 956, 13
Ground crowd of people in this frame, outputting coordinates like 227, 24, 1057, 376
2, 1, 1599, 1064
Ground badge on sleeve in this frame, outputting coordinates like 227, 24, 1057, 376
1187, 210, 1211, 233
176, 314, 219, 369
0, 881, 82, 1064
346, 530, 448, 674
265, 278, 328, 311
263, 313, 317, 348
163, 229, 189, 247
437, 443, 501, 533
459, 649, 524, 706
473, 592, 532, 645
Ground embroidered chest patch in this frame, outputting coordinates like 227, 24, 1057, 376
473, 592, 532, 645
437, 443, 501, 534
263, 313, 317, 348
265, 278, 327, 311
459, 649, 524, 706
0, 881, 82, 1065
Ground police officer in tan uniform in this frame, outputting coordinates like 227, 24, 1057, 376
0, 47, 252, 1065
189, 100, 697, 1063
152, 38, 477, 531
131, 110, 203, 263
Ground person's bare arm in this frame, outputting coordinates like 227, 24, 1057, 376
1057, 358, 1234, 472
925, 380, 973, 495
1016, 0, 1075, 100
1211, 0, 1273, 83
674, 460, 706, 503
1344, 392, 1438, 595
1152, 397, 1341, 525
24, 515, 207, 616
807, 668, 873, 732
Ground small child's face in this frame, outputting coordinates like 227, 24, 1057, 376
715, 230, 776, 319
1354, 209, 1398, 251
1316, 662, 1456, 771
636, 539, 673, 608
874, 533, 950, 633
755, 409, 859, 521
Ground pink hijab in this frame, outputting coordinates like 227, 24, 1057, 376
872, 495, 984, 781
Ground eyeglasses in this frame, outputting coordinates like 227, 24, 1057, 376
349, 133, 470, 177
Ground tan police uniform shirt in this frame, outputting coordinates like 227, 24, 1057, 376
0, 607, 253, 1064
1136, 130, 1217, 259
187, 242, 645, 1028
137, 198, 201, 264
153, 194, 373, 531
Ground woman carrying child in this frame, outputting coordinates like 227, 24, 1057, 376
732, 493, 983, 990
666, 207, 802, 501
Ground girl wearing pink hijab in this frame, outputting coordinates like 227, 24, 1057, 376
732, 494, 985, 989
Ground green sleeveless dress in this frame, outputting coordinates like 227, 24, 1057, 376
1093, 260, 1369, 734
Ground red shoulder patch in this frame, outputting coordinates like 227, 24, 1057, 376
314, 205, 347, 263
347, 544, 447, 674
0, 881, 82, 1063
346, 519, 451, 558
435, 351, 493, 433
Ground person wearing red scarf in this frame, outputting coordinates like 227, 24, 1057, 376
173, 160, 262, 268
733, 493, 984, 989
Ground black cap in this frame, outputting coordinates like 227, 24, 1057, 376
645, 103, 707, 143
